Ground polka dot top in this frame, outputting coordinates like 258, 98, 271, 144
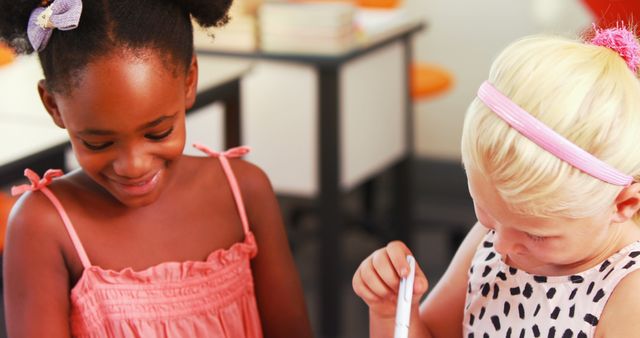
464, 230, 640, 338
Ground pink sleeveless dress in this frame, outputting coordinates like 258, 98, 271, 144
11, 145, 264, 338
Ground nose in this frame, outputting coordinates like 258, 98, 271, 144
492, 227, 522, 257
112, 145, 152, 179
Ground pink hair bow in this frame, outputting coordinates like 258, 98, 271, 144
11, 168, 64, 196
27, 0, 83, 52
192, 144, 251, 158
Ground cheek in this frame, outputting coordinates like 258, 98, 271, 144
163, 123, 186, 158
474, 204, 495, 229
529, 237, 581, 265
69, 141, 110, 171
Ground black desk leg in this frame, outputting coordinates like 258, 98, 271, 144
393, 35, 415, 248
190, 78, 242, 149
318, 66, 342, 338
224, 80, 242, 148
392, 158, 412, 246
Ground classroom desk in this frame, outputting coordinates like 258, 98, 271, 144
0, 54, 253, 185
198, 19, 425, 337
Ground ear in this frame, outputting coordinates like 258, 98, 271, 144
37, 80, 66, 129
184, 54, 198, 110
611, 182, 640, 223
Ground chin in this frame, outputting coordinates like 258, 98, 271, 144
113, 186, 166, 207
115, 194, 152, 207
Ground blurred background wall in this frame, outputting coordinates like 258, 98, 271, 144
408, 0, 591, 161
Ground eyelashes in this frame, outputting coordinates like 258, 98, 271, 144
145, 127, 174, 141
82, 140, 113, 151
525, 233, 547, 242
81, 127, 175, 151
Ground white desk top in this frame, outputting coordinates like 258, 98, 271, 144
0, 122, 68, 168
0, 54, 252, 168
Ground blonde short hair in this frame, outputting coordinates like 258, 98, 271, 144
461, 35, 640, 219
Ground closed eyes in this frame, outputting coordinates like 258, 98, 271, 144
145, 127, 174, 141
80, 127, 174, 151
525, 233, 547, 242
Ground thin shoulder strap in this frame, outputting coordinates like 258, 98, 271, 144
193, 144, 252, 235
12, 169, 92, 269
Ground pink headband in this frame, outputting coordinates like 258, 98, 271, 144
477, 81, 633, 186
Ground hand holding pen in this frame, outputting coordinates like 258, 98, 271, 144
352, 241, 429, 337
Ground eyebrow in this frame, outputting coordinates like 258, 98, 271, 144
77, 113, 178, 136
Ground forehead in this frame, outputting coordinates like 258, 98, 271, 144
468, 167, 534, 221
55, 51, 185, 130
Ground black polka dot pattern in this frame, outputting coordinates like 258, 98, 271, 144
463, 231, 640, 338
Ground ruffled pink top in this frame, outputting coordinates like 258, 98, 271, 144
12, 145, 263, 338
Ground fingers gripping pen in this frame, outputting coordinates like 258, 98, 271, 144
394, 255, 416, 338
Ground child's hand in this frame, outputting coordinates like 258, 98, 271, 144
352, 241, 429, 318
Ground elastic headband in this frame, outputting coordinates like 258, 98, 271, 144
477, 81, 633, 186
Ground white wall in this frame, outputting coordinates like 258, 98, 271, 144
406, 0, 592, 161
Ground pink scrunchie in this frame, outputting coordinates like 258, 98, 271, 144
590, 25, 640, 73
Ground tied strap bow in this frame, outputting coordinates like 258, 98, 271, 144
27, 0, 83, 52
192, 144, 251, 158
11, 169, 64, 196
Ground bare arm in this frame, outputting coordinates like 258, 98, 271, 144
234, 160, 313, 338
4, 192, 72, 338
418, 222, 487, 337
595, 269, 640, 337
353, 222, 487, 338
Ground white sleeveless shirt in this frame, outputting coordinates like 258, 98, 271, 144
464, 230, 640, 338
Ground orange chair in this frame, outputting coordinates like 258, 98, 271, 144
356, 0, 400, 8
411, 62, 453, 100
0, 42, 15, 67
0, 193, 16, 252
355, 0, 454, 100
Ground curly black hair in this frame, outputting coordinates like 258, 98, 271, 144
0, 0, 232, 93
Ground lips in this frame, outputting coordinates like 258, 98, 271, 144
109, 171, 161, 197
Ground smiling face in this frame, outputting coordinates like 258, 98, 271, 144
466, 165, 628, 275
40, 50, 198, 207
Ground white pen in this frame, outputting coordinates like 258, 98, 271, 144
394, 255, 416, 338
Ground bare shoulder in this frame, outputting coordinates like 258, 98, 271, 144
190, 155, 276, 228
596, 269, 640, 337
184, 154, 271, 192
7, 182, 69, 250
6, 176, 82, 267
225, 157, 274, 202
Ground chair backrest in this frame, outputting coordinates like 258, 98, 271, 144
411, 63, 454, 100
0, 193, 16, 252
356, 0, 401, 9
581, 0, 640, 27
0, 42, 15, 67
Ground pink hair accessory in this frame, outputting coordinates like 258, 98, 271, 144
590, 25, 640, 73
477, 81, 633, 186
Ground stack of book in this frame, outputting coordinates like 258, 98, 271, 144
193, 0, 259, 52
258, 1, 357, 55
353, 7, 411, 43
